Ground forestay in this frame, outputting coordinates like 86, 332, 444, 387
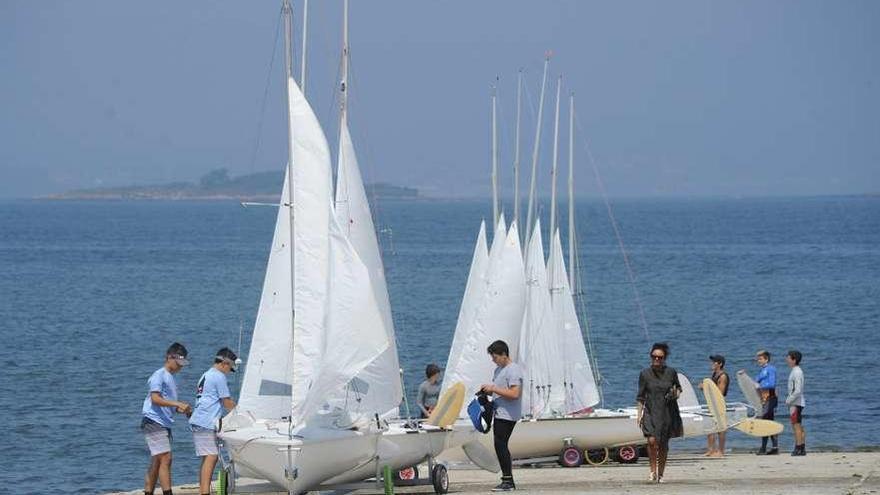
519, 221, 566, 417
547, 230, 599, 413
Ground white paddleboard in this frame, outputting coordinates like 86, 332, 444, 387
736, 370, 763, 411
462, 440, 501, 473
702, 378, 727, 431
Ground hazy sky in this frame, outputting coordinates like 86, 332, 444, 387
2, 1, 878, 198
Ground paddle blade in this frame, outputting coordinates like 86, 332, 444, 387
734, 418, 784, 437
463, 440, 501, 473
427, 382, 465, 427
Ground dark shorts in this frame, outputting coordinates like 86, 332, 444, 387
789, 405, 804, 424
761, 395, 778, 420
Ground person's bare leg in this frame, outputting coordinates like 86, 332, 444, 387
714, 431, 726, 457
647, 437, 658, 480
705, 433, 716, 455
145, 455, 160, 494
794, 423, 805, 447
158, 452, 173, 492
199, 454, 219, 494
658, 444, 669, 479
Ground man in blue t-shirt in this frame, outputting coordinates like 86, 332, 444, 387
141, 342, 191, 495
755, 349, 779, 455
189, 347, 238, 495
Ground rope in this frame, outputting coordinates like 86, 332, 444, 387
573, 113, 651, 341
247, 7, 283, 174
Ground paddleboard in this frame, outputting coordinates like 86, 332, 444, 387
427, 382, 465, 428
734, 418, 784, 437
702, 378, 727, 431
736, 369, 763, 411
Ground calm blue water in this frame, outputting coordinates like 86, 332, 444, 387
1, 196, 878, 494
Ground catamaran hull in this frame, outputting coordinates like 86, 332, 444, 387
442, 406, 748, 463
220, 422, 455, 492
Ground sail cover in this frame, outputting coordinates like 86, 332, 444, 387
327, 120, 402, 418
518, 221, 566, 417
441, 220, 488, 395
547, 229, 599, 413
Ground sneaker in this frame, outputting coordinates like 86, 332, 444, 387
649, 472, 657, 482
658, 476, 665, 484
793, 447, 806, 456
492, 481, 516, 492
767, 448, 779, 455
755, 449, 767, 455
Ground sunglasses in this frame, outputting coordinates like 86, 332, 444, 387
650, 354, 666, 360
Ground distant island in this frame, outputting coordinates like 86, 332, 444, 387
47, 169, 419, 201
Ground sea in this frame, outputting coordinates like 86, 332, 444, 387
1, 196, 878, 494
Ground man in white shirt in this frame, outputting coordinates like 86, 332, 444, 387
785, 350, 806, 456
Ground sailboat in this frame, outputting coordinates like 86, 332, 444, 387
218, 2, 462, 492
440, 65, 750, 468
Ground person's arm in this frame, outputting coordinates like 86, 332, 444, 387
416, 383, 429, 415
483, 383, 520, 400
636, 372, 647, 424
222, 397, 236, 411
218, 377, 236, 412
150, 391, 190, 413
785, 371, 803, 406
767, 366, 777, 389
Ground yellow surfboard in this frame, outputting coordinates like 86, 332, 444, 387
734, 418, 784, 437
702, 378, 727, 431
426, 382, 465, 428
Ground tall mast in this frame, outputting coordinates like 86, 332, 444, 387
340, 0, 349, 121
491, 79, 499, 227
513, 69, 523, 230
282, 0, 297, 412
526, 54, 550, 246
568, 93, 575, 289
300, 0, 309, 94
549, 75, 562, 240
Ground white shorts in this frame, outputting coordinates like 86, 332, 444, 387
192, 426, 219, 456
142, 419, 172, 456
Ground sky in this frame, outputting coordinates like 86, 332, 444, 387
1, 0, 878, 199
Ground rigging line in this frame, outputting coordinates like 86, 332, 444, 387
573, 112, 650, 341
247, 7, 284, 174
571, 221, 604, 405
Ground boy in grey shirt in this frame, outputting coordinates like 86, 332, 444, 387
417, 363, 442, 418
481, 340, 522, 492
785, 350, 806, 456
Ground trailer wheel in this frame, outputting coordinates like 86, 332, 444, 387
558, 446, 584, 467
585, 447, 610, 466
431, 463, 449, 494
615, 444, 639, 464
395, 465, 419, 481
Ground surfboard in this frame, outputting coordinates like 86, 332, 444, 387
734, 418, 784, 437
736, 369, 763, 411
427, 382, 465, 428
702, 378, 727, 431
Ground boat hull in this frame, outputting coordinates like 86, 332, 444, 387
220, 420, 456, 492
442, 405, 749, 463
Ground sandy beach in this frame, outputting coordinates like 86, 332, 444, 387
111, 451, 879, 495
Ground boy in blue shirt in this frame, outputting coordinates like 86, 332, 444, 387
141, 342, 192, 495
754, 349, 779, 455
190, 347, 238, 495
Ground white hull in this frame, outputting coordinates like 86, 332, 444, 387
442, 405, 749, 463
220, 419, 457, 492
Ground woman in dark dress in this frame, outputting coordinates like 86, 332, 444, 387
637, 342, 684, 483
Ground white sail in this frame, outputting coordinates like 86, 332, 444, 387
441, 220, 489, 394
448, 220, 526, 409
330, 120, 403, 418
547, 229, 599, 413
519, 221, 565, 417
238, 170, 294, 420
298, 213, 392, 421
288, 75, 334, 423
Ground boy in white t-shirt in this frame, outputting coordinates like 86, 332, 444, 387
785, 350, 806, 456
189, 347, 238, 495
141, 342, 191, 495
